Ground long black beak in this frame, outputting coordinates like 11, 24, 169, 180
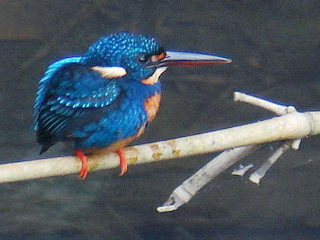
157, 51, 231, 67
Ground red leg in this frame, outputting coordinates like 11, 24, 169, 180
75, 150, 88, 180
116, 149, 127, 176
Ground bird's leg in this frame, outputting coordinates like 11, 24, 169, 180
116, 149, 128, 176
75, 149, 88, 179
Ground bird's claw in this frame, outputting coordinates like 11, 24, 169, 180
119, 163, 128, 176
117, 149, 128, 176
75, 150, 89, 180
79, 165, 88, 179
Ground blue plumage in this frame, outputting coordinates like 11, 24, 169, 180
34, 32, 231, 178
34, 33, 161, 154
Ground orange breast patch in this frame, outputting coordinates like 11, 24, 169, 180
144, 93, 161, 122
88, 124, 147, 155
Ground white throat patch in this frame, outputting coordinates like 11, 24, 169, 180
141, 67, 167, 85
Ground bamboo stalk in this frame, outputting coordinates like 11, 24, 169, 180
0, 111, 320, 183
249, 141, 291, 185
156, 92, 309, 212
157, 145, 260, 212
234, 92, 297, 115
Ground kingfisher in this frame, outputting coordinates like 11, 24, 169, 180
34, 32, 231, 179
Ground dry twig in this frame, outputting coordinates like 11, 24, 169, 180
157, 145, 260, 212
157, 92, 318, 212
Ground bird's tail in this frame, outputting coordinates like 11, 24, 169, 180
39, 143, 53, 155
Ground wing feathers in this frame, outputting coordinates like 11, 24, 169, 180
34, 58, 122, 148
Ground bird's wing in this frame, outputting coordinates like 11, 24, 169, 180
34, 57, 122, 142
34, 56, 82, 129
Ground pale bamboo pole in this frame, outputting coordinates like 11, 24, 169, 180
0, 110, 320, 183
157, 92, 317, 212
157, 145, 260, 212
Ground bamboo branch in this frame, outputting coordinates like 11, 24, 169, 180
157, 145, 260, 212
232, 163, 254, 176
249, 141, 291, 185
234, 92, 297, 115
157, 92, 319, 212
1, 110, 320, 183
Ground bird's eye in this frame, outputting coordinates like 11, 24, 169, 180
138, 55, 149, 63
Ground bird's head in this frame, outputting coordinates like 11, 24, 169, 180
82, 32, 231, 84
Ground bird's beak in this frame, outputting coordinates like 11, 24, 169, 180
156, 51, 232, 68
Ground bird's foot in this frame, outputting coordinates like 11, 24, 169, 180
75, 150, 88, 179
116, 149, 127, 176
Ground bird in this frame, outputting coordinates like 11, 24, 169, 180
34, 32, 231, 179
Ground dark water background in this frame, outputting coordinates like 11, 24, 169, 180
0, 1, 319, 239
